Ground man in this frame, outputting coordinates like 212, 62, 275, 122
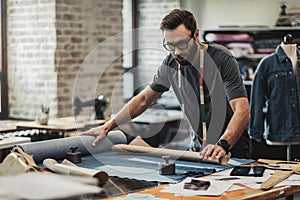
80, 9, 250, 159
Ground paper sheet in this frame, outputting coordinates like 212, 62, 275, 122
276, 174, 300, 187
114, 193, 170, 200
0, 172, 101, 200
161, 177, 233, 196
210, 168, 274, 189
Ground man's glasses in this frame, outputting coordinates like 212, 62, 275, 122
163, 37, 192, 51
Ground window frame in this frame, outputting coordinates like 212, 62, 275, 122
0, 0, 8, 119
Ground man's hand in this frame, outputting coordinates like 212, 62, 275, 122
199, 144, 227, 160
79, 126, 107, 147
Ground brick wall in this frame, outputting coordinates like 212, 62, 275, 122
6, 0, 179, 120
7, 0, 57, 119
7, 0, 123, 119
136, 0, 180, 86
136, 0, 180, 103
55, 0, 124, 117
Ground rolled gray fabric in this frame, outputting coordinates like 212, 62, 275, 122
14, 130, 126, 163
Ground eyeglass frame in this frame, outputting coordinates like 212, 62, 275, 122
163, 36, 193, 51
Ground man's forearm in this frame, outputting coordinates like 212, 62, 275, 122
112, 96, 151, 127
103, 86, 162, 133
220, 97, 250, 148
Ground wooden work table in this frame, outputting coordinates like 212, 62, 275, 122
102, 181, 300, 200
101, 160, 300, 200
134, 184, 300, 200
16, 116, 107, 136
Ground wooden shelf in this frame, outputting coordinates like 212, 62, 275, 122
203, 27, 300, 86
203, 27, 300, 40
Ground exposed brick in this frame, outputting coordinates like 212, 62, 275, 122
55, 52, 69, 58
70, 22, 82, 28
71, 37, 82, 43
7, 0, 127, 119
63, 14, 73, 20
71, 52, 81, 57
63, 44, 75, 50
63, 29, 75, 35
136, 0, 179, 87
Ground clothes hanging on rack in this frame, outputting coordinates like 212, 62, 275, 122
249, 41, 300, 143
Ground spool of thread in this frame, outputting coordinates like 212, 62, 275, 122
158, 155, 175, 175
66, 146, 81, 163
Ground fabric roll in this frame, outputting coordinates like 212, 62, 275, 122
14, 130, 126, 163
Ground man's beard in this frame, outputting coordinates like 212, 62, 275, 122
174, 54, 192, 66
173, 41, 198, 66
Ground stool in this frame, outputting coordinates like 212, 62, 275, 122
266, 140, 300, 161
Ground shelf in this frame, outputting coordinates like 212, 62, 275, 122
203, 27, 300, 44
203, 27, 300, 36
241, 53, 270, 60
202, 27, 300, 92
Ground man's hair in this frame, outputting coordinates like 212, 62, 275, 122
160, 9, 197, 36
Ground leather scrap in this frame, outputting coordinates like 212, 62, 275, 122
261, 170, 293, 190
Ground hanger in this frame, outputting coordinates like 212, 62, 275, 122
283, 34, 296, 44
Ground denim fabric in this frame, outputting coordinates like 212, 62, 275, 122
15, 130, 126, 163
77, 151, 253, 183
249, 45, 300, 142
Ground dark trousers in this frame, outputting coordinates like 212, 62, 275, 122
230, 131, 250, 159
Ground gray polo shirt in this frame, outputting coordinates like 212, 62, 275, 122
150, 43, 249, 158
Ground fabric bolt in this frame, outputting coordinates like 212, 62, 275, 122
14, 130, 127, 163
249, 45, 300, 142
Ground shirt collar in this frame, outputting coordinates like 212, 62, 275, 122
275, 44, 300, 63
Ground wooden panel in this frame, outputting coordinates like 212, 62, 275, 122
103, 184, 300, 200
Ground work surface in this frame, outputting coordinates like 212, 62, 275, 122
100, 160, 300, 200
98, 158, 300, 200
77, 150, 300, 199
16, 116, 106, 132
103, 183, 300, 200
76, 151, 250, 183
53, 151, 300, 199
13, 131, 300, 199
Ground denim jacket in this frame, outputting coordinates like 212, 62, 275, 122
249, 45, 300, 142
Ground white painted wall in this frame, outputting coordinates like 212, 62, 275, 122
181, 0, 300, 31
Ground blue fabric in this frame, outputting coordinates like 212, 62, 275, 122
15, 131, 126, 163
76, 151, 253, 183
249, 45, 300, 142
23, 130, 253, 183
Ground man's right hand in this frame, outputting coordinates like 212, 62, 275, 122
79, 125, 107, 147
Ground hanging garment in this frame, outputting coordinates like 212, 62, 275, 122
249, 45, 300, 142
